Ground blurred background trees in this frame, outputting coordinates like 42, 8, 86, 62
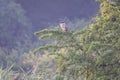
0, 0, 120, 80
0, 0, 39, 69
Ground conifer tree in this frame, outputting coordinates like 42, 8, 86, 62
34, 0, 120, 79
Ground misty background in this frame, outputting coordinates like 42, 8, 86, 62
16, 0, 99, 30
0, 0, 99, 69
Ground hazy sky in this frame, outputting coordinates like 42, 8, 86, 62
16, 0, 99, 28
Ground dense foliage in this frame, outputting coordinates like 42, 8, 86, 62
0, 0, 120, 80
33, 0, 120, 80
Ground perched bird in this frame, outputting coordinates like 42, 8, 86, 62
59, 22, 67, 32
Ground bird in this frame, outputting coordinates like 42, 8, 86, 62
59, 22, 67, 32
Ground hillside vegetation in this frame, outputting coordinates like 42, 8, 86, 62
0, 0, 120, 80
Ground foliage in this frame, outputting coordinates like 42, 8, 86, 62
0, 64, 14, 80
0, 0, 41, 70
1, 0, 120, 80
0, 0, 32, 48
33, 0, 120, 80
